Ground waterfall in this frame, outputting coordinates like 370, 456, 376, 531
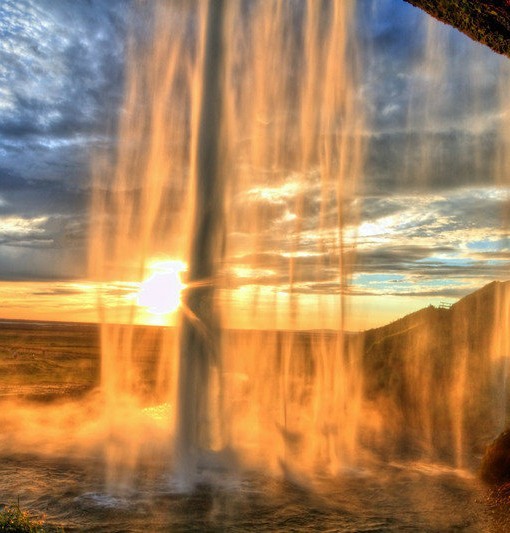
88, 0, 509, 492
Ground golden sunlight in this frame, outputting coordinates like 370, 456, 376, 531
136, 260, 186, 316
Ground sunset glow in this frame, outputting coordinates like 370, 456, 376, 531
136, 260, 186, 316
1, 1, 510, 528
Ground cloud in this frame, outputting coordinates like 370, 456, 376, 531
364, 130, 502, 194
0, 0, 132, 250
0, 0, 127, 140
0, 169, 88, 217
0, 0, 132, 282
225, 183, 510, 301
0, 0, 128, 237
0, 243, 86, 281
0, 0, 508, 313
31, 287, 86, 297
360, 0, 510, 196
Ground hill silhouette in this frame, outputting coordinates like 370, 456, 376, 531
360, 280, 510, 462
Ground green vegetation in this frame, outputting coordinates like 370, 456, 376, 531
0, 502, 47, 533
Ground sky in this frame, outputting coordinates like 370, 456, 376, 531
0, 0, 509, 329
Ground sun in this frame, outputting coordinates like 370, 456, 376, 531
136, 260, 186, 315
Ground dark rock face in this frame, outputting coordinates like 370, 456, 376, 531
404, 0, 510, 59
360, 280, 510, 464
481, 429, 510, 484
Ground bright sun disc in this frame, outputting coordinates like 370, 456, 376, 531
136, 260, 186, 315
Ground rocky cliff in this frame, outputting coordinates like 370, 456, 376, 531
404, 0, 510, 58
360, 280, 510, 461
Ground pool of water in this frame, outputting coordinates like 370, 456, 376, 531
1, 451, 508, 532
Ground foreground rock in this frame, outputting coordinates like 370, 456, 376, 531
481, 429, 510, 484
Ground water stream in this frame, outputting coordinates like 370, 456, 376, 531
87, 0, 510, 497
89, 0, 366, 490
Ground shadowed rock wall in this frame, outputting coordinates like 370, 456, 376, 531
404, 0, 510, 58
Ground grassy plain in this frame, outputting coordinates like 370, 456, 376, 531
0, 320, 100, 402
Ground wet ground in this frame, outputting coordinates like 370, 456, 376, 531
2, 449, 510, 532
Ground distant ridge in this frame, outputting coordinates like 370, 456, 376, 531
364, 279, 510, 337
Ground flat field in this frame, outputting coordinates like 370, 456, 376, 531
0, 319, 100, 401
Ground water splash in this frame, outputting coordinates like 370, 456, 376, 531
87, 0, 510, 494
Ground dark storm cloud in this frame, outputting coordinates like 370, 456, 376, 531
360, 196, 405, 221
356, 245, 455, 271
0, 0, 131, 280
0, 168, 87, 217
0, 0, 128, 141
364, 130, 500, 194
0, 243, 85, 280
360, 0, 508, 195
290, 282, 343, 295
0, 134, 102, 188
347, 244, 510, 298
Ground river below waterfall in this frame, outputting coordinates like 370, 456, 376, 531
1, 451, 509, 532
